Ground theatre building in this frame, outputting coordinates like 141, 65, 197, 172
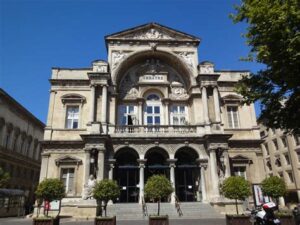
40, 23, 265, 216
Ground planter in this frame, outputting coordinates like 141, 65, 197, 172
94, 216, 116, 225
33, 217, 60, 225
149, 215, 169, 225
278, 215, 296, 225
226, 215, 251, 225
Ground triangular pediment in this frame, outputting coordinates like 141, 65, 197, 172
231, 155, 253, 164
105, 22, 200, 43
55, 155, 82, 166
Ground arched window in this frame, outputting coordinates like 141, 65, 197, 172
144, 93, 162, 125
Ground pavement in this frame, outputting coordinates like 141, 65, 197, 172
0, 217, 226, 225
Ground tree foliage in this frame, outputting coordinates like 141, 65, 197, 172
144, 175, 173, 216
231, 0, 300, 133
221, 176, 251, 214
93, 179, 120, 217
261, 176, 286, 201
35, 178, 65, 202
0, 167, 10, 188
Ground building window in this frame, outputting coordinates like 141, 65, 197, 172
287, 171, 294, 183
61, 168, 75, 194
284, 154, 290, 165
233, 166, 246, 179
227, 106, 239, 128
144, 94, 161, 125
294, 135, 300, 146
264, 143, 269, 155
273, 139, 279, 150
65, 106, 79, 129
281, 137, 287, 148
118, 105, 137, 125
171, 105, 187, 125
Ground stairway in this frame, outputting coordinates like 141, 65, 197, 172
106, 202, 224, 220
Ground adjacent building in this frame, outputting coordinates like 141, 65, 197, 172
260, 126, 300, 204
0, 88, 45, 211
40, 23, 265, 216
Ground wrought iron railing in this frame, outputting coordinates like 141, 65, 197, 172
142, 196, 148, 217
115, 125, 198, 134
175, 195, 183, 217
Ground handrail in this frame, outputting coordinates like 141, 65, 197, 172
175, 195, 183, 217
142, 196, 148, 217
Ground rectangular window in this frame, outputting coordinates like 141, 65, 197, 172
118, 105, 137, 125
227, 106, 239, 128
61, 168, 75, 194
171, 105, 187, 125
273, 139, 279, 150
233, 166, 246, 179
66, 106, 79, 129
294, 135, 300, 146
287, 171, 294, 183
281, 137, 287, 148
284, 154, 290, 165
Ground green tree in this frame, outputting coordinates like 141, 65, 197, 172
93, 179, 120, 217
35, 178, 65, 216
0, 167, 10, 188
261, 176, 286, 206
221, 176, 251, 214
144, 175, 173, 216
231, 0, 300, 133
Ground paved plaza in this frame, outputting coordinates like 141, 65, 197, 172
0, 217, 226, 225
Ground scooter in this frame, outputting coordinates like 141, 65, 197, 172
251, 202, 281, 225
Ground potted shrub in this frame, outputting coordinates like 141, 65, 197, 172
221, 176, 251, 225
34, 178, 65, 225
93, 179, 120, 225
144, 175, 173, 225
261, 176, 286, 208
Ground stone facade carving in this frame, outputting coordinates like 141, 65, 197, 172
175, 52, 194, 69
112, 51, 130, 69
82, 175, 97, 200
124, 28, 175, 40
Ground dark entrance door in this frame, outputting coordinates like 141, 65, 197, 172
114, 148, 139, 203
175, 148, 199, 202
175, 165, 198, 202
115, 166, 139, 202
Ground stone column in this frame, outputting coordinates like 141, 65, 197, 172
46, 90, 57, 127
223, 150, 231, 178
108, 159, 116, 180
137, 159, 146, 204
97, 146, 106, 181
213, 86, 221, 123
39, 153, 50, 181
101, 85, 107, 123
138, 100, 143, 125
202, 86, 209, 124
83, 149, 91, 185
209, 149, 220, 198
90, 85, 96, 123
197, 159, 208, 202
167, 159, 177, 204
164, 102, 169, 125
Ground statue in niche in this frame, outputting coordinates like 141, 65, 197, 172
82, 174, 97, 200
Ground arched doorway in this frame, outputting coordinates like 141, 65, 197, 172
175, 148, 199, 202
145, 147, 170, 202
114, 148, 139, 203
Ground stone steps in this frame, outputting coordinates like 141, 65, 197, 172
106, 202, 224, 220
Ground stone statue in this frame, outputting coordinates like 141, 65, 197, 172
82, 175, 97, 200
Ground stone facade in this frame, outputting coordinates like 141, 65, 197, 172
40, 23, 264, 216
260, 125, 300, 205
0, 88, 44, 208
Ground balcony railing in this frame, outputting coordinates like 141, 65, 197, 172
114, 125, 198, 134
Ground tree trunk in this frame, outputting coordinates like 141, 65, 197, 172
104, 202, 107, 217
158, 199, 160, 216
235, 199, 239, 215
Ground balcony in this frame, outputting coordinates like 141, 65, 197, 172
112, 125, 204, 137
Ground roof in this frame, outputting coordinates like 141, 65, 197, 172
0, 88, 45, 128
105, 22, 200, 44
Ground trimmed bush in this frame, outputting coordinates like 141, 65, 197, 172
261, 176, 286, 205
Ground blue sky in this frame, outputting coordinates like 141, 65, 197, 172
0, 0, 263, 123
